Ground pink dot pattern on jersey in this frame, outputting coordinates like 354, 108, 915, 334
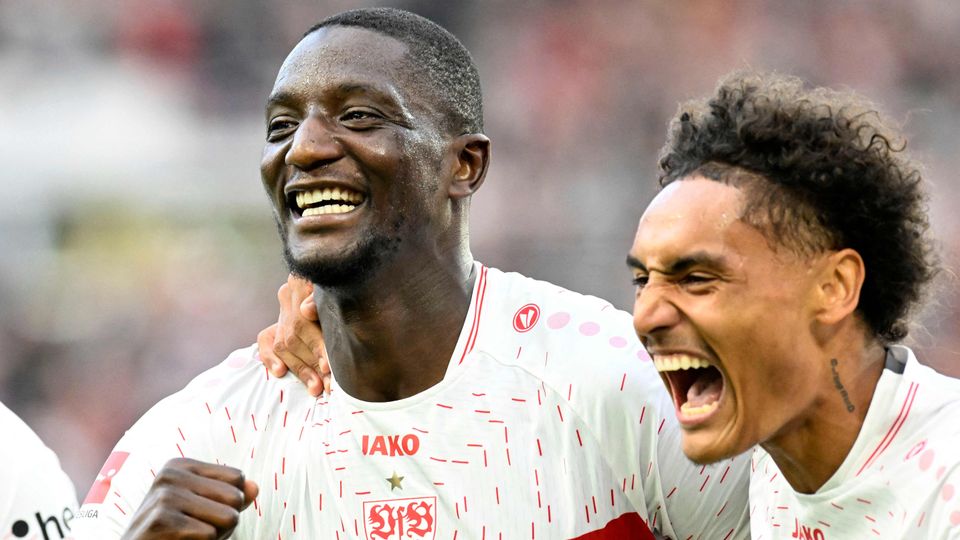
579, 322, 600, 336
920, 449, 936, 471
547, 312, 571, 329
227, 353, 248, 368
637, 349, 650, 361
942, 484, 955, 501
609, 336, 628, 348
951, 511, 960, 526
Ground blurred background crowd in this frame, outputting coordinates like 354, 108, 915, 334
1, 0, 958, 496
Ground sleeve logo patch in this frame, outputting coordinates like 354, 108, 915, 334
512, 303, 540, 333
82, 451, 130, 505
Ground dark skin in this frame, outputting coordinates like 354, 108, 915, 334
123, 26, 489, 537
259, 26, 489, 402
121, 459, 257, 540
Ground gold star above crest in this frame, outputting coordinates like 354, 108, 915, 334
386, 471, 404, 491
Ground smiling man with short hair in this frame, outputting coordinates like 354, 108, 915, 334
73, 8, 750, 539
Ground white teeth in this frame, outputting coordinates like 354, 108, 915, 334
301, 204, 357, 216
679, 400, 719, 417
295, 188, 364, 212
653, 354, 712, 373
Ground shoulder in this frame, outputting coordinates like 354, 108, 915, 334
472, 267, 672, 455
901, 348, 960, 437
0, 402, 78, 527
476, 266, 660, 397
114, 344, 315, 456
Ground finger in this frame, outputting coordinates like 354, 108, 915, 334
299, 293, 319, 321
241, 479, 259, 510
272, 325, 321, 384
256, 324, 287, 377
286, 274, 314, 303
184, 473, 247, 510
322, 372, 333, 395
164, 459, 246, 490
176, 488, 244, 533
123, 501, 220, 540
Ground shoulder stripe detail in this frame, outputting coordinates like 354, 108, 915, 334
856, 381, 919, 476
458, 265, 489, 365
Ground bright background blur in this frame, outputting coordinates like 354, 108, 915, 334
1, 0, 958, 495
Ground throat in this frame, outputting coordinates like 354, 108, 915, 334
316, 261, 478, 402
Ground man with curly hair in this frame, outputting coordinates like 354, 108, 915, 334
628, 71, 959, 538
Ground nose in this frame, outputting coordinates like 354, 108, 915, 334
285, 116, 343, 170
632, 282, 682, 342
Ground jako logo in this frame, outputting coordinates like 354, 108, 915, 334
9, 507, 73, 539
362, 434, 421, 456
791, 518, 826, 540
512, 303, 540, 333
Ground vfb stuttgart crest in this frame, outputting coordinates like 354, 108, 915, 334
512, 303, 540, 332
364, 496, 437, 540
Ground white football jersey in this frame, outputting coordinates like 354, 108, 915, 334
750, 346, 960, 539
1, 401, 78, 539
72, 264, 749, 539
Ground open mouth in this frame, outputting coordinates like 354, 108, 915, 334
653, 354, 725, 423
288, 187, 366, 217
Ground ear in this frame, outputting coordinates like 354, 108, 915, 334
814, 248, 866, 326
448, 133, 490, 200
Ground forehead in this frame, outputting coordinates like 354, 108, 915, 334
272, 26, 412, 99
631, 178, 763, 265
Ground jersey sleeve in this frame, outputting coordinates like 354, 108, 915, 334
574, 355, 750, 539
69, 392, 212, 539
927, 463, 960, 540
649, 405, 751, 539
0, 403, 78, 539
69, 346, 266, 539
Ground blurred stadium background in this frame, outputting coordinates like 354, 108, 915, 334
1, 0, 958, 494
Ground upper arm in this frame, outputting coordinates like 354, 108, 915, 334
70, 398, 216, 538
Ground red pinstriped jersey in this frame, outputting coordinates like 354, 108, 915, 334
750, 346, 960, 539
72, 264, 750, 539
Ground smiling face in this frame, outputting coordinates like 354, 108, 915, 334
261, 26, 456, 287
628, 176, 826, 463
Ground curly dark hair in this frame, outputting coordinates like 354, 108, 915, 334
657, 71, 937, 343
305, 7, 483, 135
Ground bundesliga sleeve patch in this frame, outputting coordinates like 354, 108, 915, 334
83, 451, 130, 504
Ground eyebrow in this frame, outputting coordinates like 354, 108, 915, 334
266, 83, 402, 111
626, 251, 729, 274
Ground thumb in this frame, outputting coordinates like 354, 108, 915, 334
241, 479, 259, 510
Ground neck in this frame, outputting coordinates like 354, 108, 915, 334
315, 249, 476, 402
761, 335, 886, 494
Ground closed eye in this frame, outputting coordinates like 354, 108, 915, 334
631, 275, 649, 289
678, 273, 718, 293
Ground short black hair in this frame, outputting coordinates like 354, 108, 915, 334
658, 71, 937, 343
305, 7, 483, 135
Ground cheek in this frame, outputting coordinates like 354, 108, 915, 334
260, 145, 287, 191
